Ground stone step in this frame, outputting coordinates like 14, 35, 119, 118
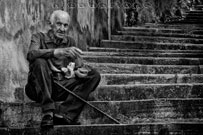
81, 98, 203, 124
187, 10, 203, 13
169, 20, 203, 24
100, 74, 203, 85
195, 5, 203, 9
123, 27, 203, 35
13, 77, 203, 102
117, 30, 203, 38
195, 7, 203, 10
186, 12, 203, 15
1, 99, 203, 126
111, 35, 203, 44
138, 23, 203, 29
183, 18, 203, 22
189, 29, 203, 35
88, 47, 203, 53
123, 27, 186, 33
92, 83, 203, 101
85, 51, 203, 58
186, 15, 203, 19
186, 11, 203, 15
0, 123, 202, 135
83, 56, 201, 65
88, 63, 199, 74
101, 40, 203, 50
14, 76, 203, 102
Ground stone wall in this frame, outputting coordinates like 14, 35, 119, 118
66, 0, 108, 49
0, 0, 64, 102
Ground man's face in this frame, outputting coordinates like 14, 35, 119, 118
52, 15, 70, 39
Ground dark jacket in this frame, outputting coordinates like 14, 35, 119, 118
27, 30, 83, 71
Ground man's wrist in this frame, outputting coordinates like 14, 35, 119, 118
52, 49, 56, 57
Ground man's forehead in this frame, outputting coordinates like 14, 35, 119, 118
58, 13, 69, 19
55, 15, 70, 23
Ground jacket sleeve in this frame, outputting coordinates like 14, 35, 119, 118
27, 33, 55, 62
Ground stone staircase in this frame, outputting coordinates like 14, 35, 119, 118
1, 6, 203, 135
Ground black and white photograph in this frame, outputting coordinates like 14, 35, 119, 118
0, 0, 203, 134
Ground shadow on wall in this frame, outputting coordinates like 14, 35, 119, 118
66, 0, 109, 48
94, 0, 109, 47
111, 0, 125, 34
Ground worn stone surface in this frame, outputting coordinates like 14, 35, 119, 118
0, 123, 203, 135
10, 83, 203, 103
101, 40, 203, 50
91, 84, 203, 101
122, 27, 188, 33
84, 56, 201, 65
112, 35, 203, 44
100, 74, 203, 85
0, 102, 41, 127
143, 23, 203, 29
88, 63, 199, 74
80, 99, 203, 124
0, 99, 203, 127
85, 51, 203, 58
11, 74, 203, 102
89, 47, 203, 53
116, 30, 203, 38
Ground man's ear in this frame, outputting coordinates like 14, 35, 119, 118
48, 21, 54, 28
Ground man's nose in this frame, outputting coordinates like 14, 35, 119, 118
59, 25, 65, 31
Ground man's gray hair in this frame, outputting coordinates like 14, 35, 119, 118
50, 10, 70, 25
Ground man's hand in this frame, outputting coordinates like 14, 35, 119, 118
54, 47, 83, 59
68, 47, 83, 58
74, 67, 89, 78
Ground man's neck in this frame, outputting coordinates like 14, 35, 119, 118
54, 35, 63, 44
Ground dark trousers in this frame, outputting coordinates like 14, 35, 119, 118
25, 59, 101, 121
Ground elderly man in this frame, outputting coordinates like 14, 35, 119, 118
25, 10, 101, 128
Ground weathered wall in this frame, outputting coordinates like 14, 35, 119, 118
0, 0, 65, 102
67, 0, 108, 48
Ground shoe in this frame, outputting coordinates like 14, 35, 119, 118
71, 120, 81, 125
53, 115, 72, 125
41, 115, 53, 128
53, 115, 81, 125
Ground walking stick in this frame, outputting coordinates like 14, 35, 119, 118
54, 80, 121, 124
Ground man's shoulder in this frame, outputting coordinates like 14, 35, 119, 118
31, 32, 46, 39
32, 31, 53, 43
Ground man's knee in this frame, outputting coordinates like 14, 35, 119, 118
89, 69, 101, 83
31, 58, 49, 71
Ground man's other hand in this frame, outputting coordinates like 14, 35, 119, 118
69, 47, 83, 58
54, 47, 83, 59
74, 67, 89, 78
